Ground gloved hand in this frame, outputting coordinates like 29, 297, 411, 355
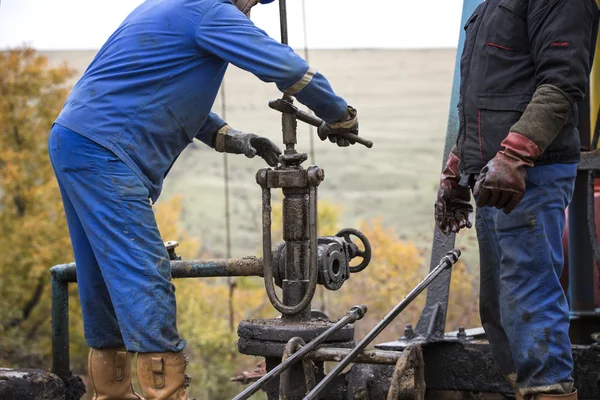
215, 125, 281, 167
317, 106, 359, 147
474, 132, 540, 214
435, 148, 473, 235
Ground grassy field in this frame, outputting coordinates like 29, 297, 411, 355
42, 48, 480, 266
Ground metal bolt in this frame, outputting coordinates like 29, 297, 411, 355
457, 326, 467, 340
404, 324, 415, 339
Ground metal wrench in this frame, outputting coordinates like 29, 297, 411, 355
269, 99, 374, 149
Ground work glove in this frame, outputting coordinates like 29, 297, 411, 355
215, 125, 281, 167
435, 148, 473, 235
473, 132, 540, 214
317, 106, 359, 147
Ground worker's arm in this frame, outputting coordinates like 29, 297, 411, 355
510, 0, 598, 153
194, 1, 348, 124
474, 0, 598, 214
195, 112, 227, 147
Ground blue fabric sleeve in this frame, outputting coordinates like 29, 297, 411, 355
195, 112, 227, 147
195, 1, 348, 123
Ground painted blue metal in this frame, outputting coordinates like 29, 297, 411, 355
415, 0, 484, 339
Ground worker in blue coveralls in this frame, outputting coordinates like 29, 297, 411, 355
435, 1, 598, 399
48, 0, 359, 398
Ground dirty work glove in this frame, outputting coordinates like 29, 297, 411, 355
435, 147, 473, 235
317, 106, 359, 147
474, 132, 540, 214
215, 125, 281, 167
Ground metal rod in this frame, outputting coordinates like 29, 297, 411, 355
51, 268, 70, 378
303, 250, 461, 400
269, 100, 373, 148
278, 0, 288, 45
51, 257, 264, 284
232, 305, 368, 400
305, 348, 402, 365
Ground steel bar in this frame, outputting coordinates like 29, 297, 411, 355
304, 348, 401, 365
51, 267, 71, 378
415, 0, 482, 340
303, 250, 461, 400
269, 99, 373, 148
50, 257, 263, 284
232, 305, 367, 400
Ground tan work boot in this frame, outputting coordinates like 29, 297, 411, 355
137, 352, 189, 400
88, 348, 142, 400
533, 391, 577, 399
517, 391, 578, 400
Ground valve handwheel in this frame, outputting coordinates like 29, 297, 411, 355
336, 228, 372, 273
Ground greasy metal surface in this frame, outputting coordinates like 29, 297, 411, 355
0, 368, 85, 400
280, 338, 316, 400
257, 165, 322, 317
387, 345, 425, 400
238, 318, 356, 343
50, 268, 70, 379
378, 342, 600, 398
233, 305, 366, 400
238, 338, 355, 359
304, 250, 460, 400
416, 0, 482, 341
305, 348, 401, 365
171, 257, 263, 278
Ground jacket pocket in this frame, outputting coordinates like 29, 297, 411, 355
486, 0, 529, 53
477, 94, 532, 161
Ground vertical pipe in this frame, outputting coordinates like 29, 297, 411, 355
51, 269, 70, 378
415, 0, 482, 338
568, 90, 597, 344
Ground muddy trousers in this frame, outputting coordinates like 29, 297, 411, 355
475, 163, 577, 395
48, 123, 186, 353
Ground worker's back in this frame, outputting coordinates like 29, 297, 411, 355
55, 0, 229, 200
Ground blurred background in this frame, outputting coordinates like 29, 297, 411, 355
0, 1, 481, 398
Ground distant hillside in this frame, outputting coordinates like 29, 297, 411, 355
40, 48, 479, 265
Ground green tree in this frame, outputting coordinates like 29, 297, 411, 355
0, 47, 78, 367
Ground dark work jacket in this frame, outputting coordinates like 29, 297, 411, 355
457, 0, 599, 174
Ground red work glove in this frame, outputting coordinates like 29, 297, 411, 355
473, 132, 540, 214
435, 149, 473, 235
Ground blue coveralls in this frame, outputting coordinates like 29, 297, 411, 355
49, 0, 348, 353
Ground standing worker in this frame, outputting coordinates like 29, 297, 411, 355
48, 0, 359, 398
435, 0, 599, 399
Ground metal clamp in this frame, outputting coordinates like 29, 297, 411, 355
280, 337, 316, 399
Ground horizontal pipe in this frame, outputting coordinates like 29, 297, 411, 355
305, 348, 400, 365
50, 257, 264, 283
171, 257, 263, 278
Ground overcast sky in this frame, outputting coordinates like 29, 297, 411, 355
0, 0, 465, 50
